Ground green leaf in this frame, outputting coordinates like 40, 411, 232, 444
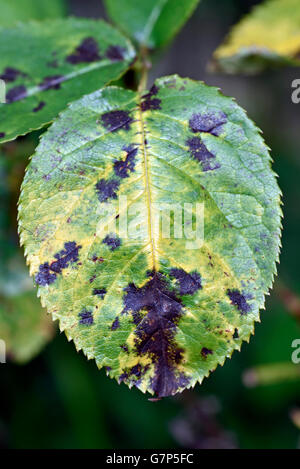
0, 0, 67, 26
0, 289, 54, 363
0, 157, 54, 363
211, 0, 300, 74
104, 0, 200, 49
19, 75, 282, 397
0, 18, 135, 143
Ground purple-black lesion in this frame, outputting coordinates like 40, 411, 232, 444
95, 178, 120, 202
169, 268, 202, 295
120, 344, 129, 353
102, 234, 121, 251
189, 111, 227, 136
39, 75, 65, 91
66, 37, 101, 64
35, 241, 82, 286
186, 136, 220, 171
106, 45, 125, 61
113, 145, 138, 178
0, 67, 27, 83
101, 110, 133, 132
121, 270, 192, 397
111, 317, 120, 330
79, 309, 94, 325
141, 85, 161, 112
6, 85, 27, 103
33, 101, 46, 112
0, 132, 6, 139
93, 288, 107, 299
201, 347, 213, 358
227, 289, 251, 315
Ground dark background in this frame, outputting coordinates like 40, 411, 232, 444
1, 0, 300, 449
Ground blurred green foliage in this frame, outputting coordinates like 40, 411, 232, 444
0, 0, 300, 449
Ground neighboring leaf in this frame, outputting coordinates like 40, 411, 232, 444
0, 18, 135, 143
19, 75, 282, 397
104, 0, 200, 49
0, 289, 54, 363
0, 157, 54, 363
0, 0, 67, 27
211, 0, 300, 74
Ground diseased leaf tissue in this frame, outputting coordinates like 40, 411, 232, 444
19, 75, 281, 397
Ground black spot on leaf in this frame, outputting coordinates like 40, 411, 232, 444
189, 111, 227, 135
50, 241, 81, 274
101, 110, 133, 132
33, 101, 46, 112
35, 241, 82, 286
201, 347, 213, 358
95, 178, 120, 202
102, 234, 121, 251
0, 67, 26, 82
66, 37, 101, 64
35, 262, 57, 286
170, 268, 202, 295
0, 132, 5, 139
79, 310, 94, 325
39, 75, 64, 91
130, 364, 142, 378
6, 85, 27, 103
141, 85, 161, 112
227, 289, 251, 315
187, 136, 220, 171
106, 45, 125, 61
233, 328, 239, 339
93, 288, 107, 299
111, 317, 120, 330
113, 145, 138, 178
122, 271, 190, 397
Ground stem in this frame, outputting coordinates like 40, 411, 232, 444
138, 46, 151, 93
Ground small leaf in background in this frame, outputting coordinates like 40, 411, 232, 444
104, 0, 200, 49
19, 75, 281, 397
0, 0, 67, 26
211, 0, 300, 74
0, 290, 54, 364
0, 18, 135, 143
